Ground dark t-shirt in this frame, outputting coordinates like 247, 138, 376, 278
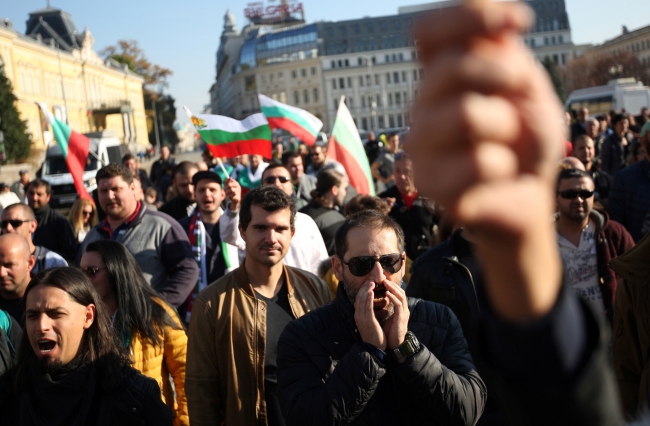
255, 283, 294, 426
203, 223, 227, 284
0, 297, 24, 324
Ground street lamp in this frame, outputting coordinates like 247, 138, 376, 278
609, 64, 623, 79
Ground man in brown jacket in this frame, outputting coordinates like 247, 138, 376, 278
612, 231, 650, 419
185, 185, 331, 426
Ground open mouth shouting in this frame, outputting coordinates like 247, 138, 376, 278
37, 339, 57, 356
373, 284, 388, 310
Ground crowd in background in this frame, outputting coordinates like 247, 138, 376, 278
0, 1, 650, 424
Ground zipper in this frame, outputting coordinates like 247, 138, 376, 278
444, 256, 481, 315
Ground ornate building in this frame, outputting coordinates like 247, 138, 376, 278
0, 8, 148, 150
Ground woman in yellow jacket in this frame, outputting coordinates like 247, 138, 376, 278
80, 240, 189, 426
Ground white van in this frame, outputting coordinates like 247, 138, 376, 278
565, 78, 650, 116
41, 131, 128, 207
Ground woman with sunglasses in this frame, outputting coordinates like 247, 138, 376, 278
67, 198, 98, 243
79, 240, 189, 426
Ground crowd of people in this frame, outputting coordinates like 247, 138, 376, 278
0, 1, 649, 425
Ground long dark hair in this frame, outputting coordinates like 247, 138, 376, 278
84, 240, 183, 348
15, 267, 131, 390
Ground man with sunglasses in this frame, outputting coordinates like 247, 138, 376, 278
555, 168, 634, 323
219, 164, 329, 275
0, 203, 67, 275
305, 143, 348, 180
276, 210, 485, 425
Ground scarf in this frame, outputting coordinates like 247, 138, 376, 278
20, 355, 97, 426
186, 210, 232, 323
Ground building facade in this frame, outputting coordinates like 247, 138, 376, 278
582, 24, 650, 68
211, 0, 576, 134
0, 8, 148, 151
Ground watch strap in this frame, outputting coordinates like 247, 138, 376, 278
388, 331, 420, 360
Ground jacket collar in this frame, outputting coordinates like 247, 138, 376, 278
96, 202, 145, 238
334, 281, 358, 330
552, 209, 609, 234
234, 259, 294, 298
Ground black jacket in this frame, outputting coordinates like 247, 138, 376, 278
0, 363, 172, 425
277, 283, 486, 426
160, 196, 195, 221
150, 158, 175, 187
33, 204, 78, 262
407, 230, 482, 356
379, 186, 437, 260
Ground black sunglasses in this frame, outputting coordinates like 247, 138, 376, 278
264, 176, 290, 184
341, 253, 404, 277
81, 266, 106, 278
557, 190, 594, 200
0, 219, 32, 229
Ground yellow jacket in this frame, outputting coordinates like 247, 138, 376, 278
130, 299, 189, 426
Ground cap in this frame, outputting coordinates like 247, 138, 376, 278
192, 170, 223, 187
0, 183, 8, 190
18, 169, 28, 175
640, 121, 650, 138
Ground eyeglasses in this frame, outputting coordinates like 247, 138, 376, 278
341, 253, 404, 277
81, 266, 106, 278
0, 219, 32, 229
264, 176, 290, 184
82, 210, 93, 217
557, 190, 594, 200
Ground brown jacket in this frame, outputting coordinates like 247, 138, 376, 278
185, 262, 331, 426
612, 231, 650, 419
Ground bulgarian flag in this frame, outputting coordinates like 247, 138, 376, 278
37, 103, 91, 200
185, 107, 272, 159
328, 97, 375, 195
258, 94, 323, 146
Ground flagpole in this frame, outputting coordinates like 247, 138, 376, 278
216, 158, 230, 179
328, 95, 345, 150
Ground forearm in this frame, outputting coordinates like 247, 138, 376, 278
478, 287, 623, 425
158, 257, 197, 307
219, 205, 243, 247
466, 186, 562, 322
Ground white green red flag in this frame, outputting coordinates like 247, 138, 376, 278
184, 107, 272, 158
37, 103, 91, 200
258, 94, 323, 146
327, 97, 375, 195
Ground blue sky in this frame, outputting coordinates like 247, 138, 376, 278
3, 0, 650, 125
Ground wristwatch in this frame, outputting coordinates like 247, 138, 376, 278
387, 331, 421, 361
